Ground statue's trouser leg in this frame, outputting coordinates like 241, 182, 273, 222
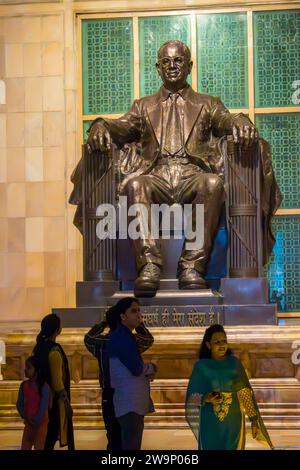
176, 171, 224, 276
122, 164, 224, 275
122, 172, 173, 273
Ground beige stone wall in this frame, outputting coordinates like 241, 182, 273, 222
0, 4, 81, 321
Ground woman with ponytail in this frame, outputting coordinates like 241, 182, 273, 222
84, 297, 155, 450
33, 313, 74, 450
107, 297, 157, 450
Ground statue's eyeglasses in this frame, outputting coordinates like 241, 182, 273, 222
158, 56, 187, 68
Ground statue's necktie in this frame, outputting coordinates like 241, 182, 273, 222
163, 93, 183, 155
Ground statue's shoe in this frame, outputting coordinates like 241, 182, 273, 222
178, 268, 207, 289
134, 263, 161, 297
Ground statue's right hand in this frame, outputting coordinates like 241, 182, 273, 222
87, 122, 111, 154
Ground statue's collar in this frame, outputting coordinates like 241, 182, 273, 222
160, 84, 190, 101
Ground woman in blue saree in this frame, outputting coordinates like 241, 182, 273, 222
186, 324, 273, 450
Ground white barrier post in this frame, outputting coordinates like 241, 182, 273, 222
0, 340, 6, 380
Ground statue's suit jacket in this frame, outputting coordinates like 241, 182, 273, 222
99, 86, 250, 191
69, 86, 282, 263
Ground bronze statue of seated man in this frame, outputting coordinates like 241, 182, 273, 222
85, 40, 273, 296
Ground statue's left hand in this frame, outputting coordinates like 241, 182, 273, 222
232, 124, 259, 147
86, 121, 112, 154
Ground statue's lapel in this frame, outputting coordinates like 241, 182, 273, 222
147, 101, 162, 145
183, 94, 203, 144
145, 87, 203, 146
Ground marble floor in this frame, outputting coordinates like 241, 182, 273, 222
0, 428, 300, 450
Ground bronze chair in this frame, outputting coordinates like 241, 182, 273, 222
76, 137, 265, 291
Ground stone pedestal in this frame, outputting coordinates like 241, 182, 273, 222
55, 288, 224, 328
221, 277, 269, 304
55, 277, 276, 328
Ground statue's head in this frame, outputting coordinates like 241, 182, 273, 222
156, 40, 193, 91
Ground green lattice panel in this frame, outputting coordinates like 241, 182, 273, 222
139, 15, 191, 97
266, 216, 300, 312
197, 13, 248, 109
82, 19, 134, 115
255, 114, 300, 208
254, 10, 300, 107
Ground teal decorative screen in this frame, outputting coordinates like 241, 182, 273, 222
266, 216, 300, 312
82, 18, 134, 115
139, 15, 191, 97
197, 13, 248, 109
255, 114, 300, 208
254, 10, 300, 108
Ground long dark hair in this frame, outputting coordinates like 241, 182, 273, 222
33, 313, 62, 385
34, 313, 61, 349
199, 324, 232, 359
25, 355, 45, 397
106, 297, 140, 331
